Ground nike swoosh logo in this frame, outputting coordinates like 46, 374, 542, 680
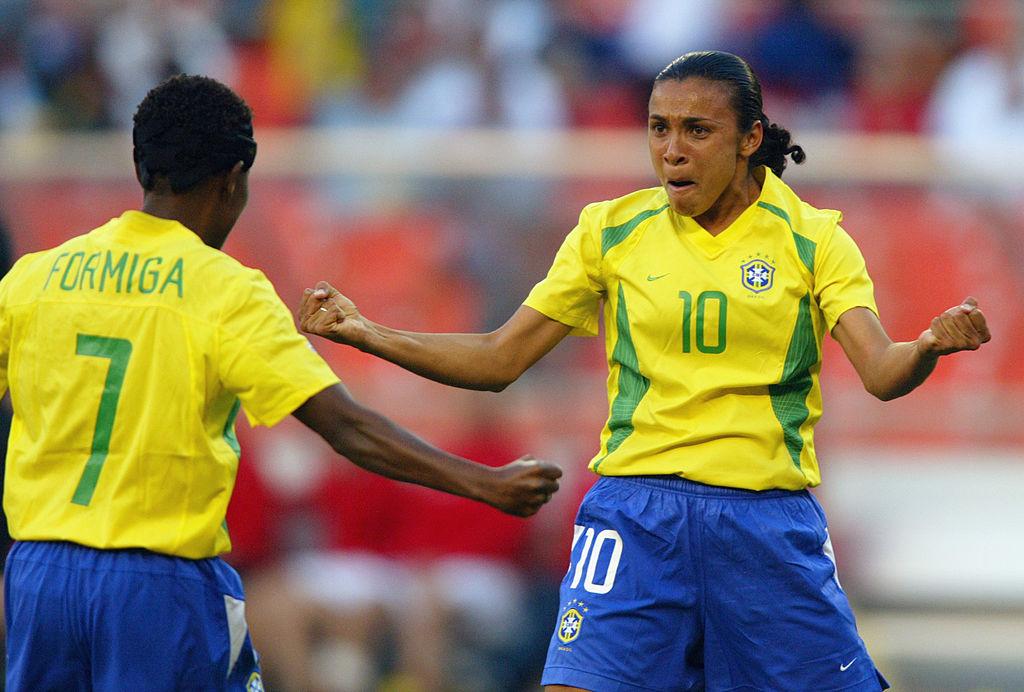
646, 273, 670, 281
839, 657, 858, 672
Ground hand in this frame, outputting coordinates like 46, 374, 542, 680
483, 456, 563, 517
916, 296, 991, 357
299, 280, 370, 347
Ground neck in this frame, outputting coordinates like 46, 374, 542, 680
141, 192, 224, 248
694, 166, 763, 236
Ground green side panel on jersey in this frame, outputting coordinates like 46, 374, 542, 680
220, 399, 242, 538
757, 201, 817, 272
768, 293, 817, 468
596, 284, 651, 469
601, 204, 669, 256
223, 398, 242, 458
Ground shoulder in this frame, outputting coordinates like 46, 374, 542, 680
757, 168, 843, 246
579, 186, 670, 231
186, 243, 266, 289
3, 233, 92, 285
574, 187, 672, 259
0, 250, 49, 296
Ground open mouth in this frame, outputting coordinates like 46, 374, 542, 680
667, 179, 695, 190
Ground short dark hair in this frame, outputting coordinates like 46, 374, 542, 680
132, 74, 256, 193
655, 51, 805, 177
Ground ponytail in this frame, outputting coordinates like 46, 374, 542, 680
751, 117, 805, 176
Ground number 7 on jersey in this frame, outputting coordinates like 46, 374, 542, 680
72, 334, 132, 506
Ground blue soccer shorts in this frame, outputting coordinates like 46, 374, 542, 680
4, 541, 263, 691
541, 475, 890, 691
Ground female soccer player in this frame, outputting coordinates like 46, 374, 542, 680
301, 51, 991, 691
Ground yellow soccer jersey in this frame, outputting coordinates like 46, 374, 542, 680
0, 211, 339, 558
524, 168, 877, 490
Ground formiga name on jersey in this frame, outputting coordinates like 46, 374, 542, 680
42, 250, 184, 298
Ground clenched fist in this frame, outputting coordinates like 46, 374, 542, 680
483, 456, 563, 517
300, 280, 370, 347
917, 296, 991, 357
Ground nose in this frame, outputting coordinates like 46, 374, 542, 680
663, 132, 688, 166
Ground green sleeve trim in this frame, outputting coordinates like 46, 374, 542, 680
601, 205, 669, 256
757, 201, 816, 272
595, 284, 650, 469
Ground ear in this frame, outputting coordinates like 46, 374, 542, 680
740, 120, 763, 158
222, 161, 246, 198
132, 150, 149, 188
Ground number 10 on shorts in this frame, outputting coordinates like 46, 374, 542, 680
568, 525, 623, 595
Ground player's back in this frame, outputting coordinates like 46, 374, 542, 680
0, 210, 262, 558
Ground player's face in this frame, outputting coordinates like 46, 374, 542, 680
648, 78, 760, 221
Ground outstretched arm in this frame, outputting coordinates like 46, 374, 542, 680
831, 296, 991, 401
299, 281, 572, 392
292, 383, 562, 517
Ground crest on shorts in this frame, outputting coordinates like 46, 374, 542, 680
740, 254, 775, 293
557, 598, 589, 644
558, 608, 584, 643
247, 672, 265, 692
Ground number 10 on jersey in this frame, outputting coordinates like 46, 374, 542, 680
679, 290, 727, 354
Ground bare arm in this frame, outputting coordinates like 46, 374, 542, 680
299, 281, 572, 392
292, 383, 562, 517
831, 297, 991, 401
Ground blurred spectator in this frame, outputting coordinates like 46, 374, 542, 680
246, 0, 364, 126
96, 0, 238, 127
853, 14, 954, 133
286, 402, 542, 691
739, 0, 857, 128
386, 0, 500, 129
218, 0, 270, 43
548, 0, 646, 127
22, 0, 107, 129
224, 417, 340, 691
483, 0, 568, 128
617, 0, 731, 77
0, 1, 39, 130
927, 0, 1024, 187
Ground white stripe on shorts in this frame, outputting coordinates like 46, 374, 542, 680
223, 595, 247, 679
821, 530, 842, 589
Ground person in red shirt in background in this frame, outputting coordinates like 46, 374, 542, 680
229, 401, 576, 692
303, 403, 552, 691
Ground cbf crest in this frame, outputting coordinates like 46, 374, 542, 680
740, 253, 776, 294
557, 598, 588, 644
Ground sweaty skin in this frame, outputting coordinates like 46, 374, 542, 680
647, 77, 762, 234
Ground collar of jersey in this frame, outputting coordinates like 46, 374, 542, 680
671, 167, 777, 258
116, 210, 203, 242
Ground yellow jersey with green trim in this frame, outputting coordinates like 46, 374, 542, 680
0, 210, 340, 558
524, 168, 877, 490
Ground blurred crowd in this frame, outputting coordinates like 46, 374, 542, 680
2, 1, 1024, 690
1, 0, 1023, 143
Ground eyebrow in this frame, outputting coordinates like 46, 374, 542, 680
648, 114, 723, 126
